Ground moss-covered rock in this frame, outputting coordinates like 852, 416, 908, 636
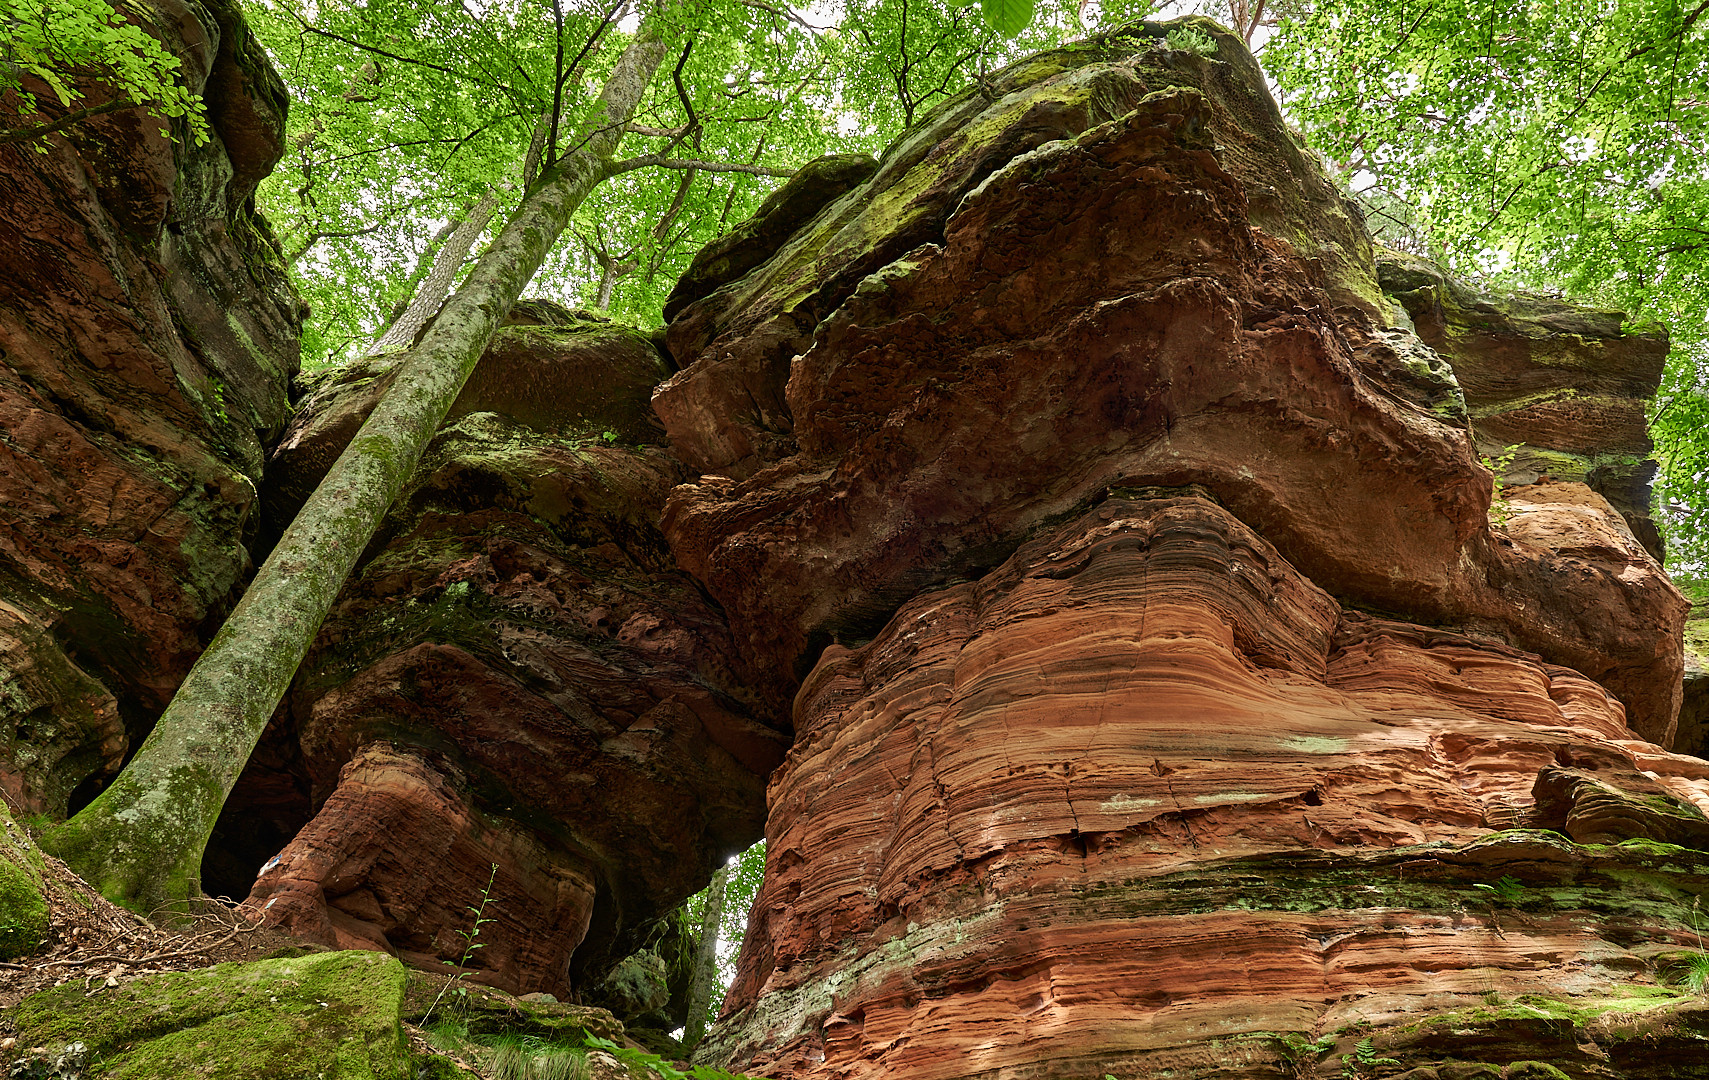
400, 970, 623, 1043
1376, 247, 1669, 558
0, 800, 48, 959
662, 152, 879, 323
9, 950, 410, 1079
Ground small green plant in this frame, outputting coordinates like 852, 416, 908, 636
1473, 875, 1527, 906
1163, 26, 1219, 56
427, 1018, 472, 1052
1340, 1037, 1400, 1079
600, 430, 619, 444
1675, 951, 1709, 994
1272, 1033, 1336, 1078
423, 863, 500, 1026
489, 1035, 591, 1080
209, 377, 229, 423
1479, 443, 1523, 528
1663, 897, 1709, 995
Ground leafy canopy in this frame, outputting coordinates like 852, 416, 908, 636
1, 0, 208, 146
251, 0, 1124, 366
1261, 0, 1709, 569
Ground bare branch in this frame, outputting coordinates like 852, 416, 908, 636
738, 0, 830, 34
607, 154, 795, 177
288, 221, 384, 265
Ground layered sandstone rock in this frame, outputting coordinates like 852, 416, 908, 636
1380, 250, 1671, 560
238, 316, 788, 999
704, 494, 1709, 1079
657, 18, 1700, 1080
656, 20, 1683, 742
0, 0, 301, 816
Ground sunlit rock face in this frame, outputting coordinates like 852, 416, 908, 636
237, 313, 788, 999
656, 17, 1701, 1080
0, 0, 301, 816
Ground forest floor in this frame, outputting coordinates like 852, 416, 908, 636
0, 842, 677, 1080
0, 843, 300, 1014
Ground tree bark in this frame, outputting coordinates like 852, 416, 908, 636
367, 186, 500, 356
684, 863, 730, 1048
39, 8, 674, 913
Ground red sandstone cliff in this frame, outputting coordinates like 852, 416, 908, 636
3, 9, 1704, 1077
0, 0, 302, 819
659, 19, 1703, 1080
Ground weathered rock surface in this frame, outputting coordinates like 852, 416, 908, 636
655, 18, 1700, 1080
662, 153, 880, 324
260, 304, 665, 544
0, 0, 301, 816
704, 493, 1709, 1080
1380, 250, 1670, 560
655, 20, 1683, 742
237, 318, 788, 1000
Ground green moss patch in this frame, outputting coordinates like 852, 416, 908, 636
11, 950, 410, 1079
0, 801, 49, 959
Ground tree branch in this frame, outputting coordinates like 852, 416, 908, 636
607, 154, 795, 177
0, 96, 140, 146
287, 15, 508, 91
288, 221, 384, 265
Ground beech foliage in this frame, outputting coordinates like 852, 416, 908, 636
0, 0, 209, 146
250, 0, 1100, 365
1258, 0, 1709, 571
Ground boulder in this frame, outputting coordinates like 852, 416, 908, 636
0, 800, 49, 960
8, 951, 410, 1079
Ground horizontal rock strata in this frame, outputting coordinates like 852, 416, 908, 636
673, 17, 1697, 1080
704, 494, 1709, 1080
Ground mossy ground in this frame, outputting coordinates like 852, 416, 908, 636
10, 950, 410, 1079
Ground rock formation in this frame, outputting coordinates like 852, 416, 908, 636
4, 4, 1706, 1076
236, 307, 788, 1000
646, 18, 1704, 1080
0, 0, 302, 819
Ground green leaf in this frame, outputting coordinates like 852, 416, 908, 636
979, 0, 1036, 37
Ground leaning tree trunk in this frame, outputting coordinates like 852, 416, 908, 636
367, 187, 500, 356
684, 863, 730, 1049
40, 10, 673, 912
369, 110, 558, 356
